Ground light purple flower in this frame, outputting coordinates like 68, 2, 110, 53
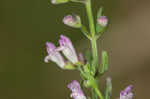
57, 35, 78, 64
68, 80, 86, 99
44, 42, 66, 68
63, 15, 81, 28
120, 85, 134, 99
97, 16, 108, 27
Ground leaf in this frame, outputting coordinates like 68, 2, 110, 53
83, 62, 91, 74
99, 51, 109, 74
81, 25, 91, 39
96, 24, 105, 35
84, 50, 93, 65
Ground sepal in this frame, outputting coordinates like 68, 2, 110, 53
64, 62, 76, 70
81, 25, 91, 40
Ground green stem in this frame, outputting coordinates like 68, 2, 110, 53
94, 87, 104, 99
85, 0, 98, 71
85, 1, 104, 99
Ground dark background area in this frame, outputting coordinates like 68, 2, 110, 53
0, 0, 150, 99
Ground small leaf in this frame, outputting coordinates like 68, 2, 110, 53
96, 24, 105, 36
83, 62, 91, 74
84, 50, 93, 65
81, 25, 91, 39
99, 51, 109, 74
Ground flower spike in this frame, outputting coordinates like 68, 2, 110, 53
120, 85, 134, 99
68, 80, 87, 99
44, 42, 66, 69
58, 35, 78, 64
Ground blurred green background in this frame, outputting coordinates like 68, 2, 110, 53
0, 0, 150, 99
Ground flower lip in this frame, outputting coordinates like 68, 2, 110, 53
123, 85, 133, 94
120, 85, 134, 99
44, 42, 66, 68
59, 35, 71, 46
58, 35, 78, 64
46, 42, 56, 54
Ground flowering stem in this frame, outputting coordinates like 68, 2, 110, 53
85, 0, 104, 99
85, 0, 98, 72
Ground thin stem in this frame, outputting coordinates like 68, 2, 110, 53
91, 88, 98, 99
94, 87, 104, 99
85, 0, 98, 71
85, 0, 104, 99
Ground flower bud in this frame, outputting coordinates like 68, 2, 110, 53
51, 0, 69, 4
97, 16, 108, 27
63, 15, 81, 28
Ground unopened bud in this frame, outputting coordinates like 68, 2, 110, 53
97, 16, 108, 27
63, 15, 81, 28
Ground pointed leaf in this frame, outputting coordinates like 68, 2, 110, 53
84, 50, 93, 65
97, 7, 103, 18
81, 25, 91, 39
83, 62, 91, 74
99, 51, 109, 74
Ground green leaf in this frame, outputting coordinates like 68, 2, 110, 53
83, 62, 91, 74
81, 25, 91, 39
84, 50, 93, 65
96, 24, 105, 36
99, 51, 109, 74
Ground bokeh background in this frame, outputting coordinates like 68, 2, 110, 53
0, 0, 150, 99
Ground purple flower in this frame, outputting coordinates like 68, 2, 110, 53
120, 85, 134, 99
63, 15, 81, 28
67, 80, 86, 99
44, 42, 66, 69
97, 16, 108, 27
57, 35, 78, 64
